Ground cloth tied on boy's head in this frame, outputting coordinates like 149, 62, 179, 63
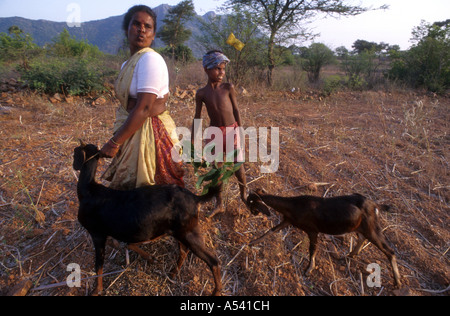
203, 51, 230, 70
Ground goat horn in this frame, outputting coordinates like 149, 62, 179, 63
79, 139, 87, 147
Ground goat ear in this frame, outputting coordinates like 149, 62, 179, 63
73, 147, 86, 171
79, 139, 87, 147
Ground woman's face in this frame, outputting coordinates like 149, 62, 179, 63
127, 11, 156, 54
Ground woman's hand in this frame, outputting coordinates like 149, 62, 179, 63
100, 139, 121, 158
104, 93, 169, 158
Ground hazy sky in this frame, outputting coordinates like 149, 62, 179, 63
309, 0, 450, 50
0, 0, 448, 50
0, 0, 226, 20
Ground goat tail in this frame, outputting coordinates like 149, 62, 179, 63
195, 185, 222, 204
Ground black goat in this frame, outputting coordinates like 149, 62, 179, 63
73, 143, 222, 296
247, 189, 402, 287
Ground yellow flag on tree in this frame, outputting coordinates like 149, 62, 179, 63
226, 33, 245, 51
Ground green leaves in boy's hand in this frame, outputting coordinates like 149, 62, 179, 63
184, 141, 243, 195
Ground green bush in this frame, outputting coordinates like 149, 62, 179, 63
51, 29, 101, 59
15, 28, 115, 96
20, 57, 109, 96
346, 74, 368, 91
322, 75, 345, 96
339, 50, 379, 89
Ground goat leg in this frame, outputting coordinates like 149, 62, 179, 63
348, 233, 366, 258
365, 229, 402, 287
305, 232, 318, 275
126, 235, 169, 264
249, 221, 290, 246
170, 242, 189, 279
390, 255, 402, 288
127, 244, 154, 263
179, 228, 222, 296
91, 234, 107, 296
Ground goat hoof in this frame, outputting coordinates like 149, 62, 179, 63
304, 266, 316, 276
169, 269, 179, 280
211, 289, 222, 296
90, 288, 103, 296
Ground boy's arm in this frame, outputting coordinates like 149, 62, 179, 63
192, 91, 204, 142
229, 84, 242, 127
194, 91, 204, 120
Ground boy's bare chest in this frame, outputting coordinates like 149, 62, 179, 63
206, 97, 232, 114
204, 89, 231, 109
202, 91, 235, 126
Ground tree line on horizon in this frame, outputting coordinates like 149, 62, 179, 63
0, 0, 448, 95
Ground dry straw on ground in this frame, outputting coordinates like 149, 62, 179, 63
0, 86, 448, 296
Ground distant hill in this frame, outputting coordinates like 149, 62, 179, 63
0, 4, 218, 57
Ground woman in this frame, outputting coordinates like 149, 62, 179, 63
101, 5, 184, 190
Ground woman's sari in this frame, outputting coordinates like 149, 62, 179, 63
102, 47, 184, 190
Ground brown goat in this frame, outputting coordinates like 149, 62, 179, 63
247, 189, 402, 287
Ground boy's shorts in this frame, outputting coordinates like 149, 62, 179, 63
205, 122, 244, 163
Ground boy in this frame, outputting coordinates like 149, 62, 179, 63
193, 50, 247, 217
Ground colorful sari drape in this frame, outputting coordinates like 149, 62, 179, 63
102, 47, 184, 190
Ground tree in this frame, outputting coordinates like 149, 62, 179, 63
197, 5, 267, 85
352, 39, 386, 55
0, 26, 37, 67
389, 20, 449, 93
301, 43, 335, 83
338, 39, 392, 90
158, 0, 196, 60
158, 44, 194, 63
227, 0, 382, 86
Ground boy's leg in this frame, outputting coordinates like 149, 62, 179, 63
235, 165, 247, 203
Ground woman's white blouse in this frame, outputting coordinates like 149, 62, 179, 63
122, 51, 169, 99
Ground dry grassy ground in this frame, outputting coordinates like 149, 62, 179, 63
0, 87, 448, 296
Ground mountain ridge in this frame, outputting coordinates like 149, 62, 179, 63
0, 4, 217, 57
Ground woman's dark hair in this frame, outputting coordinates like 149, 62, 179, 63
122, 5, 157, 35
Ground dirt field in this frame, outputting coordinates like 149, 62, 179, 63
0, 87, 448, 296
